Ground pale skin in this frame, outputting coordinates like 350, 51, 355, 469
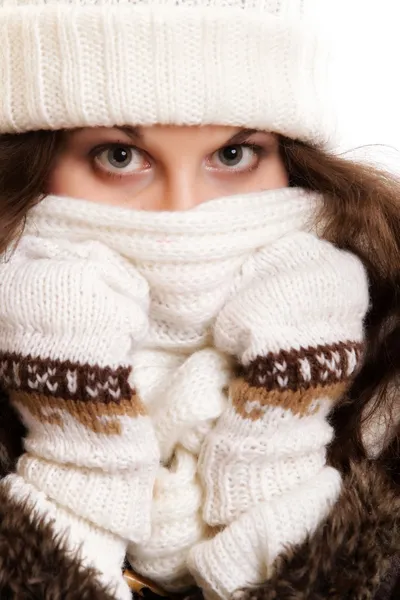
49, 125, 289, 210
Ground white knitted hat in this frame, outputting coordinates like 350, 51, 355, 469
0, 0, 337, 146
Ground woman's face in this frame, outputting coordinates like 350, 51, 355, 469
49, 125, 289, 210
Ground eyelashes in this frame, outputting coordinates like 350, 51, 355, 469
88, 139, 272, 181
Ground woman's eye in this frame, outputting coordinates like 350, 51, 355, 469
210, 144, 261, 171
94, 146, 149, 175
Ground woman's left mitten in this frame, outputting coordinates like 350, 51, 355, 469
189, 232, 370, 599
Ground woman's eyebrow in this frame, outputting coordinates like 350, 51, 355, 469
224, 128, 260, 145
115, 127, 262, 144
115, 125, 142, 140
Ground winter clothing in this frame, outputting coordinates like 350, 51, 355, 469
0, 188, 397, 599
0, 423, 398, 599
0, 186, 367, 593
0, 0, 337, 147
0, 0, 397, 598
0, 236, 159, 598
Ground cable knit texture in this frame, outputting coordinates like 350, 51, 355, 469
0, 187, 368, 597
0, 0, 337, 147
0, 239, 160, 600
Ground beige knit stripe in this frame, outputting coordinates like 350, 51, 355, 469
0, 350, 133, 402
243, 340, 364, 391
10, 390, 147, 436
231, 378, 348, 420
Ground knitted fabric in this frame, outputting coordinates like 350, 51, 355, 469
0, 238, 160, 600
0, 0, 337, 147
2, 187, 369, 596
14, 187, 317, 591
187, 231, 369, 599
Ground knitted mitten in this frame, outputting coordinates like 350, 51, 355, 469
188, 232, 369, 599
0, 236, 160, 599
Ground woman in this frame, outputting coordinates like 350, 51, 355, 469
0, 0, 398, 598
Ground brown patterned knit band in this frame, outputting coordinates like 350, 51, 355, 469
232, 340, 364, 419
0, 351, 133, 403
243, 341, 364, 391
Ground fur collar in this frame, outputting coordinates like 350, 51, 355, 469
0, 480, 116, 599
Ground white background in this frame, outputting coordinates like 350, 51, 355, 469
326, 0, 400, 172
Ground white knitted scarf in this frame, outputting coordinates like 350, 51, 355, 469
21, 187, 319, 589
26, 187, 318, 351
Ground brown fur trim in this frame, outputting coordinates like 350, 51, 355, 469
374, 556, 400, 600
0, 482, 117, 599
238, 460, 400, 600
0, 391, 25, 477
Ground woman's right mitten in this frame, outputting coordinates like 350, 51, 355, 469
0, 236, 160, 599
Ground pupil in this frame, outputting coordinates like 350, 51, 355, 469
220, 145, 243, 166
113, 148, 129, 163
